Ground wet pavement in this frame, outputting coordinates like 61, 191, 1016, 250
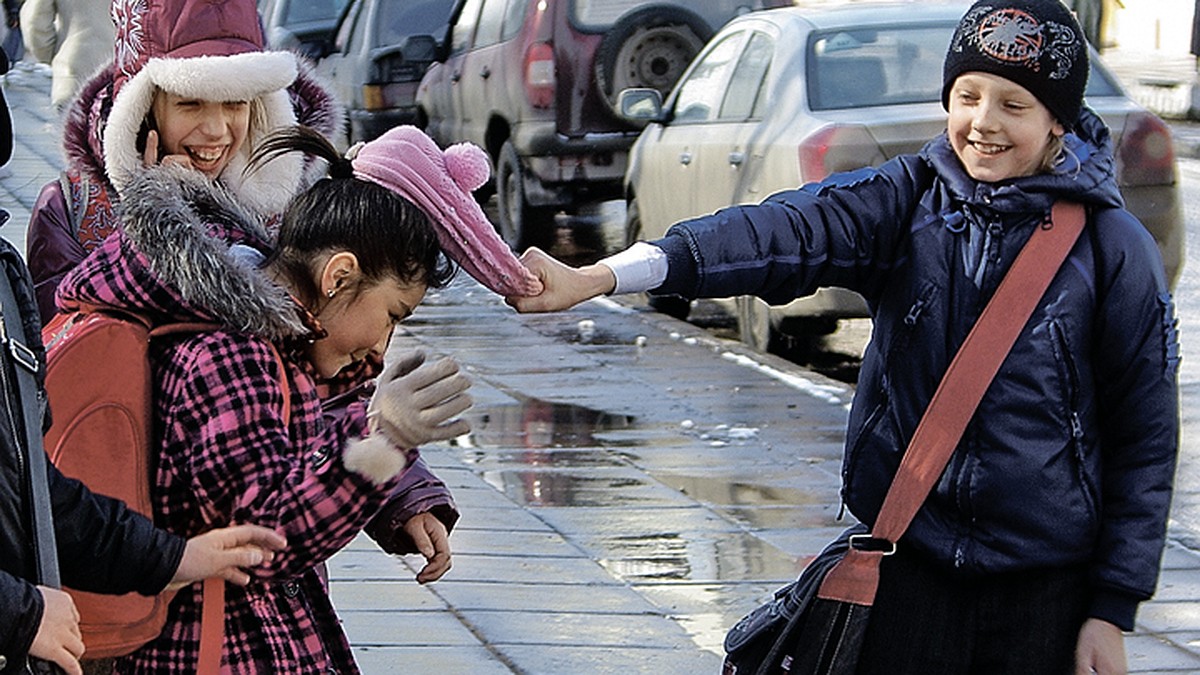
4, 57, 1200, 674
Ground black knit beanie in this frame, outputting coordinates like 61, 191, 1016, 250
942, 0, 1088, 129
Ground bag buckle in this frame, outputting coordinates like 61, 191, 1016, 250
848, 533, 896, 555
7, 338, 38, 374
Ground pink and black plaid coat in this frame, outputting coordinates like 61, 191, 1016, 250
58, 167, 415, 674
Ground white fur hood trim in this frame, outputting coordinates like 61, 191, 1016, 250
105, 51, 303, 216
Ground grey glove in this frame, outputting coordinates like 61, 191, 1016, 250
368, 350, 472, 449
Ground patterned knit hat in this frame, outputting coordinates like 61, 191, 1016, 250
942, 0, 1089, 128
105, 0, 302, 214
349, 126, 542, 298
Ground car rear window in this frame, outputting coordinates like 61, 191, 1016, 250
375, 0, 455, 49
806, 22, 1124, 111
807, 24, 953, 111
284, 0, 348, 25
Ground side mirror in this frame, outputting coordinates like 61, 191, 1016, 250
617, 88, 664, 124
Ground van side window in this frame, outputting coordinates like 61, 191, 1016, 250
476, 0, 507, 47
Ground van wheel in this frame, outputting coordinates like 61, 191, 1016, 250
595, 5, 711, 107
496, 140, 555, 250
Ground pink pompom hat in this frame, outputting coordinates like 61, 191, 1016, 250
349, 126, 542, 298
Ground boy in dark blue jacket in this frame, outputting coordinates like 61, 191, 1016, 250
508, 1, 1179, 673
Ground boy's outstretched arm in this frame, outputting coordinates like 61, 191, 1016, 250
505, 247, 617, 313
166, 524, 287, 590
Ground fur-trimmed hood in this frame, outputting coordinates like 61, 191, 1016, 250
61, 58, 343, 217
57, 164, 309, 342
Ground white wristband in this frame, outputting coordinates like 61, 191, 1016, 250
601, 242, 669, 295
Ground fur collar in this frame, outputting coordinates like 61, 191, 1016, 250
117, 164, 308, 341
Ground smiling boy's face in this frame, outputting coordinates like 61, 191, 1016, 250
947, 71, 1064, 183
150, 90, 250, 179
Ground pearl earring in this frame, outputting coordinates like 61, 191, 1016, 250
327, 289, 336, 298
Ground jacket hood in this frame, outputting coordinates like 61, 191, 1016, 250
62, 59, 344, 216
58, 165, 308, 342
920, 106, 1124, 213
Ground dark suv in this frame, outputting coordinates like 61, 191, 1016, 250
417, 0, 787, 247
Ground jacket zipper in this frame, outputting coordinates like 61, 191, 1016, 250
1049, 319, 1097, 517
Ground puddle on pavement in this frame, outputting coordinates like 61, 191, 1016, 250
466, 397, 636, 450
598, 531, 801, 582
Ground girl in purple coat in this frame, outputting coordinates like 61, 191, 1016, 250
52, 123, 530, 672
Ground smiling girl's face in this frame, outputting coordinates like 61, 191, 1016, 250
150, 91, 251, 179
947, 71, 1064, 183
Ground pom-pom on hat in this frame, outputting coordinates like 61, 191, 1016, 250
942, 0, 1089, 129
350, 126, 543, 297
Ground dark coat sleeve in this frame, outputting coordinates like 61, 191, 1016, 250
652, 158, 931, 304
0, 569, 41, 673
48, 461, 186, 596
1088, 208, 1180, 627
26, 180, 87, 324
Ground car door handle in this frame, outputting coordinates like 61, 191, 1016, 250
451, 71, 462, 83
480, 66, 491, 79
728, 151, 745, 166
679, 152, 692, 165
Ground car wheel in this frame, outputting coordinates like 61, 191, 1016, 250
624, 196, 643, 247
736, 295, 772, 353
594, 5, 711, 108
496, 140, 555, 250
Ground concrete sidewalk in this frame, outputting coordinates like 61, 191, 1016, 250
3, 62, 1200, 674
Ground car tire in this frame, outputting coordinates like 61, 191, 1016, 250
496, 140, 555, 250
594, 5, 711, 108
736, 295, 772, 353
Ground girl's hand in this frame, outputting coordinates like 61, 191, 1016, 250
141, 129, 195, 171
401, 512, 452, 584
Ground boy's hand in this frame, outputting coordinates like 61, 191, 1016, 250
167, 524, 287, 590
30, 586, 84, 675
504, 247, 616, 313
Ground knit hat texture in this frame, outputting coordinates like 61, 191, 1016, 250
942, 0, 1088, 128
350, 126, 542, 298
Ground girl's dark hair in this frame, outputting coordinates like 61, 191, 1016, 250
247, 127, 455, 305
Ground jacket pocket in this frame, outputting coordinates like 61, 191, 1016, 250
842, 390, 889, 506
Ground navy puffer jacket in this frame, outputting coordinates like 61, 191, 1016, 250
652, 108, 1179, 630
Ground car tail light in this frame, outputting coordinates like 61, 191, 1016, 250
1115, 111, 1176, 187
524, 42, 555, 109
797, 124, 885, 182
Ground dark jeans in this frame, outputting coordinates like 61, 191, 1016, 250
856, 546, 1090, 675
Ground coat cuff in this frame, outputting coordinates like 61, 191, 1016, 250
1089, 588, 1140, 632
343, 434, 410, 485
